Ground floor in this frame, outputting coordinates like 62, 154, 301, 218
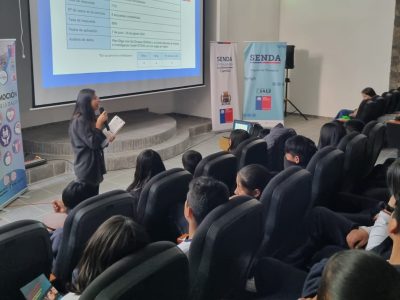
0, 114, 397, 226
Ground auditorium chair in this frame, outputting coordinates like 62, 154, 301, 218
189, 196, 264, 300
194, 151, 237, 194
361, 120, 378, 137
53, 190, 137, 287
253, 257, 307, 300
136, 168, 192, 242
388, 89, 400, 113
0, 220, 52, 300
355, 98, 381, 124
80, 242, 189, 300
363, 122, 386, 176
306, 146, 344, 207
266, 130, 296, 172
337, 133, 368, 192
383, 92, 394, 114
234, 138, 268, 169
259, 166, 312, 266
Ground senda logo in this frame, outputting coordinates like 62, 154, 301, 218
0, 91, 17, 101
250, 54, 281, 64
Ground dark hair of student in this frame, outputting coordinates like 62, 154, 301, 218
187, 176, 230, 225
127, 149, 166, 192
387, 158, 400, 202
361, 87, 377, 98
344, 119, 365, 134
228, 129, 250, 152
72, 89, 97, 123
72, 215, 149, 294
285, 135, 317, 167
182, 150, 203, 175
317, 250, 400, 300
237, 164, 273, 199
62, 181, 97, 210
318, 122, 346, 149
250, 123, 264, 138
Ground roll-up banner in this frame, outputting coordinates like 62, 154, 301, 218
243, 42, 286, 127
0, 39, 28, 208
210, 42, 240, 131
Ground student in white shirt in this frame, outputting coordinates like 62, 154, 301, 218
63, 215, 149, 299
178, 177, 229, 256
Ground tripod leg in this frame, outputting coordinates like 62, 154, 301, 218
286, 99, 309, 121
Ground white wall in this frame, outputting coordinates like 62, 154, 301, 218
279, 0, 396, 117
218, 0, 281, 112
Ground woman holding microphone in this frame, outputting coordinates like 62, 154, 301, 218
69, 89, 114, 196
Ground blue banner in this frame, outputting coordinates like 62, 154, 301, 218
0, 39, 27, 208
243, 42, 286, 127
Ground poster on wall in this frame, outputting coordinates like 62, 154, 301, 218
243, 42, 286, 127
210, 42, 240, 131
0, 39, 28, 208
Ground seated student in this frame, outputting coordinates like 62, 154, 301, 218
178, 176, 230, 256
50, 181, 98, 257
335, 87, 377, 119
228, 129, 250, 153
234, 164, 273, 199
298, 159, 400, 270
250, 123, 265, 138
264, 123, 296, 150
182, 150, 202, 175
126, 149, 166, 207
303, 250, 400, 300
284, 135, 317, 169
51, 181, 96, 214
317, 122, 346, 149
344, 119, 365, 134
63, 215, 149, 299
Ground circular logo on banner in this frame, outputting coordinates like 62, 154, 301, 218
3, 151, 12, 166
0, 125, 12, 147
0, 70, 8, 85
11, 171, 17, 182
3, 174, 10, 186
14, 121, 21, 135
12, 139, 21, 154
6, 107, 16, 122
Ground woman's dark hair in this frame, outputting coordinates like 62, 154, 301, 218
250, 123, 264, 138
318, 122, 346, 149
387, 158, 400, 202
72, 89, 97, 123
344, 119, 365, 134
228, 129, 250, 152
182, 150, 202, 175
73, 216, 149, 294
361, 87, 377, 98
127, 149, 166, 192
317, 250, 400, 300
237, 164, 273, 199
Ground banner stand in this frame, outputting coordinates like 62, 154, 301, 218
243, 42, 287, 127
210, 42, 240, 132
0, 39, 28, 208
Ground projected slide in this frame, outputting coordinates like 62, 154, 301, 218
29, 0, 203, 107
52, 0, 193, 75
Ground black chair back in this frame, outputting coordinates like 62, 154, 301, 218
189, 196, 264, 300
307, 146, 345, 207
194, 151, 237, 194
266, 130, 296, 172
0, 220, 52, 300
365, 123, 386, 175
259, 167, 312, 262
53, 190, 136, 286
137, 168, 193, 242
235, 138, 268, 169
80, 242, 189, 300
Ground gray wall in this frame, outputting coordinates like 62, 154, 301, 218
0, 0, 217, 128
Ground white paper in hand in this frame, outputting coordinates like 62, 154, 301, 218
103, 115, 125, 138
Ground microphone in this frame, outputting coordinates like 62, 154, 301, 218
99, 107, 110, 131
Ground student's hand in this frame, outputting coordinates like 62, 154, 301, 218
96, 111, 108, 129
346, 228, 369, 249
52, 199, 67, 214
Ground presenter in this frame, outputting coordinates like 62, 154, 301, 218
69, 89, 113, 196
